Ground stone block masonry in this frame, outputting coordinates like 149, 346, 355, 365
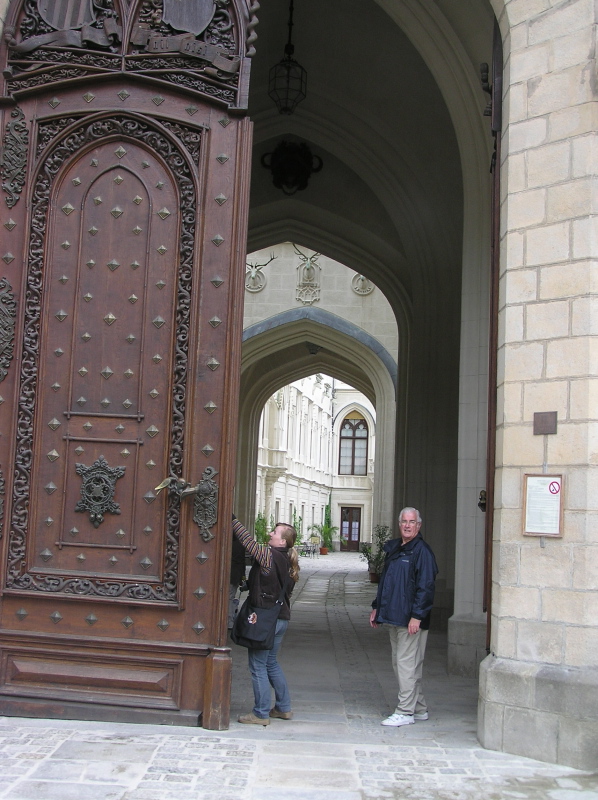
480, 0, 598, 770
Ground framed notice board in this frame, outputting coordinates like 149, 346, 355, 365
523, 474, 563, 537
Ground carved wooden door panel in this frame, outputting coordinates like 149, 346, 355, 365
28, 140, 178, 590
0, 0, 257, 729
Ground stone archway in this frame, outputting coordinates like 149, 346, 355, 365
247, 0, 496, 679
235, 313, 397, 539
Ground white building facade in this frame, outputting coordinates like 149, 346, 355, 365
255, 376, 334, 536
255, 375, 377, 549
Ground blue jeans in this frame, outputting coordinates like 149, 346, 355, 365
247, 618, 290, 718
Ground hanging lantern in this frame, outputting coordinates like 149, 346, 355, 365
261, 141, 323, 196
268, 0, 307, 115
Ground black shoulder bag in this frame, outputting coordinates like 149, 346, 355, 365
231, 577, 289, 650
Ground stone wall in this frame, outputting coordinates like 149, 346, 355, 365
244, 244, 399, 363
479, 0, 598, 770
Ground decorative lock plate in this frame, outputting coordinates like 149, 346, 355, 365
155, 466, 219, 542
75, 455, 125, 528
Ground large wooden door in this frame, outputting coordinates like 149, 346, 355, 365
0, 0, 256, 728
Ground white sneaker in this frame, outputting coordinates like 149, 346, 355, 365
413, 711, 429, 720
381, 713, 414, 727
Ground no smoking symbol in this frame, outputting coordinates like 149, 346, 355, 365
549, 482, 560, 495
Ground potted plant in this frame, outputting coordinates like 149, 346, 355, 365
308, 522, 338, 555
359, 542, 374, 579
360, 524, 391, 581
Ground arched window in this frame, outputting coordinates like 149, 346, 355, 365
339, 416, 368, 475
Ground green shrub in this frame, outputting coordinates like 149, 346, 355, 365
254, 510, 269, 544
360, 524, 391, 573
292, 508, 303, 544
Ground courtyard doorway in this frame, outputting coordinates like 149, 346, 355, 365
340, 507, 361, 552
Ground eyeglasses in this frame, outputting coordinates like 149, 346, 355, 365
400, 520, 418, 526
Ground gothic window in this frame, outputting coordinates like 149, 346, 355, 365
339, 417, 368, 475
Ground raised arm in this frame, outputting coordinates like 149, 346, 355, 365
232, 516, 272, 573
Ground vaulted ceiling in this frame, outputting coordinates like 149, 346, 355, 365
239, 0, 497, 547
246, 0, 495, 310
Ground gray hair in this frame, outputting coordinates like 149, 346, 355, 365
399, 507, 422, 524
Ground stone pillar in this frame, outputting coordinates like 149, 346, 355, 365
479, 0, 598, 770
448, 187, 490, 674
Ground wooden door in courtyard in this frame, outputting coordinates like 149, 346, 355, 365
340, 507, 361, 552
0, 0, 256, 728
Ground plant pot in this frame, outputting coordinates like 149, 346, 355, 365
369, 571, 380, 583
319, 547, 328, 555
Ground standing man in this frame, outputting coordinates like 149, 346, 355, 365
369, 507, 438, 727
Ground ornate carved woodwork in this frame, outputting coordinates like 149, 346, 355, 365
0, 0, 255, 730
0, 465, 5, 539
6, 117, 197, 603
3, 0, 257, 109
1, 108, 28, 208
0, 278, 17, 381
193, 467, 219, 542
36, 116, 78, 156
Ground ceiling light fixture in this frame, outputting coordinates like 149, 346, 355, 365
268, 0, 307, 115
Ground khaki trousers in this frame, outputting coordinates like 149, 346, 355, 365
388, 625, 429, 715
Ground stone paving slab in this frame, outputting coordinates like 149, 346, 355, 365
0, 553, 597, 800
254, 791, 361, 800
51, 740, 157, 761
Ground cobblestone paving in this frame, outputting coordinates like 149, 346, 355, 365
0, 552, 596, 800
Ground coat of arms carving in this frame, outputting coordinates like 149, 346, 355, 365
162, 0, 215, 36
294, 245, 321, 306
7, 0, 121, 53
37, 0, 95, 31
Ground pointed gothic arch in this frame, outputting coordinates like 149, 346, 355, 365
236, 312, 397, 540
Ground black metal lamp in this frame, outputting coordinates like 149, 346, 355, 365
268, 0, 306, 115
261, 141, 323, 195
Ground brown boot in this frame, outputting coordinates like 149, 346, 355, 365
238, 712, 270, 726
269, 708, 293, 720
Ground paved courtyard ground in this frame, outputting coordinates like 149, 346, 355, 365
0, 551, 597, 799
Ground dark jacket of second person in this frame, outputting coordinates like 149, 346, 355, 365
372, 533, 438, 629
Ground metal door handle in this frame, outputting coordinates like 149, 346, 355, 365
155, 468, 219, 542
155, 476, 200, 498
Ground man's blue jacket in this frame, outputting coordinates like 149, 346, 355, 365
372, 533, 438, 629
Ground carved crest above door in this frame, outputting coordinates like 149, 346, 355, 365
161, 0, 215, 36
2, 0, 259, 110
38, 0, 96, 32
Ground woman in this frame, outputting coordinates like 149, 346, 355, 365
232, 516, 300, 726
